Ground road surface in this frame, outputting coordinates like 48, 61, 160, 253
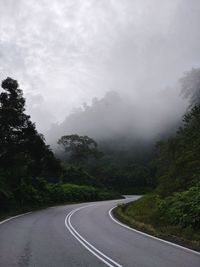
0, 196, 199, 267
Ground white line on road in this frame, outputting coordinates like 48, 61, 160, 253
0, 212, 32, 225
65, 204, 123, 267
109, 206, 200, 256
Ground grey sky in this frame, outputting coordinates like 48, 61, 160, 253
0, 0, 200, 135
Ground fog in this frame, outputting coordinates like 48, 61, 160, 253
47, 88, 186, 148
1, 0, 200, 145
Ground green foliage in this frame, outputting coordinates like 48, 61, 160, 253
0, 77, 62, 186
180, 68, 200, 107
48, 183, 115, 203
58, 134, 102, 163
155, 104, 200, 196
0, 77, 122, 216
114, 88, 200, 248
114, 193, 200, 249
14, 180, 43, 206
61, 164, 101, 187
0, 77, 63, 214
126, 102, 200, 238
158, 185, 200, 228
119, 194, 161, 225
87, 159, 154, 193
0, 171, 14, 212
57, 133, 155, 193
0, 176, 120, 214
124, 186, 200, 230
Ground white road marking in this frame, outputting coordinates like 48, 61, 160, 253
109, 206, 200, 256
65, 204, 123, 267
0, 212, 32, 225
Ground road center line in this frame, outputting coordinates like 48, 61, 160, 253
65, 204, 123, 267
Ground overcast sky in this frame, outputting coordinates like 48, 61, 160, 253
0, 0, 200, 133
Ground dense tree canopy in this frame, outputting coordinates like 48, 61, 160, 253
2, 68, 200, 238
155, 104, 200, 196
58, 134, 102, 163
180, 68, 200, 107
0, 78, 119, 214
0, 78, 62, 212
0, 77, 61, 185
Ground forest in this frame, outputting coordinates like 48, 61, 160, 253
0, 77, 120, 216
0, 68, 200, 249
114, 68, 200, 249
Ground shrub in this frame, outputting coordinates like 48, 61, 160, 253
158, 184, 200, 228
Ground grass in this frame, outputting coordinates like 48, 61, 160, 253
113, 194, 200, 252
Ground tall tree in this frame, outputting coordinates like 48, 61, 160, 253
58, 134, 102, 163
180, 68, 200, 107
0, 77, 61, 185
155, 104, 200, 196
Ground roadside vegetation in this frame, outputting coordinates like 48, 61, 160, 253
1, 68, 200, 248
114, 68, 200, 251
0, 77, 156, 221
0, 78, 120, 218
114, 190, 200, 251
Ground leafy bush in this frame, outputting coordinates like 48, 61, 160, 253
48, 183, 120, 203
158, 184, 200, 228
120, 194, 161, 225
0, 172, 14, 212
61, 165, 100, 187
116, 185, 200, 230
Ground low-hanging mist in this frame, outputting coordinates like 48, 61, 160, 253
46, 80, 188, 150
0, 0, 200, 141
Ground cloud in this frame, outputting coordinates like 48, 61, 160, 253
0, 0, 199, 137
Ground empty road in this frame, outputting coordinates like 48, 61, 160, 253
0, 196, 199, 267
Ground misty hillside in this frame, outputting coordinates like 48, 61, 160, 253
46, 85, 187, 151
1, 0, 200, 258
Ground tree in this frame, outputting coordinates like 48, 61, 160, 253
0, 78, 30, 181
180, 68, 200, 107
0, 77, 61, 185
155, 104, 200, 196
58, 134, 102, 163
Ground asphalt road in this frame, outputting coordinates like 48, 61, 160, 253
0, 196, 199, 267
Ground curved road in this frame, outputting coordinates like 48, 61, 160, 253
0, 196, 199, 267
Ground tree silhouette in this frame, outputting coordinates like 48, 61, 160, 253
58, 134, 102, 163
0, 77, 61, 186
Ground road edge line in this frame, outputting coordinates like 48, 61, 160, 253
109, 206, 200, 256
0, 212, 32, 225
